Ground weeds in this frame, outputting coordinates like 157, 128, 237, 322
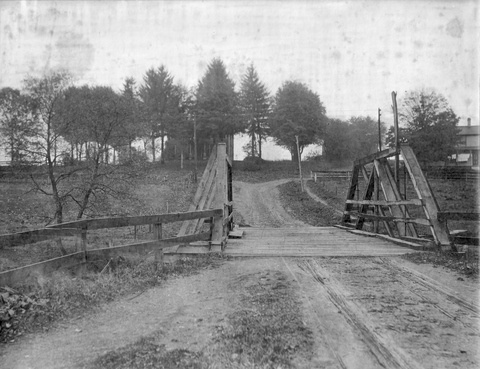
215, 270, 315, 368
0, 254, 228, 344
278, 181, 341, 226
93, 337, 208, 369
401, 249, 479, 277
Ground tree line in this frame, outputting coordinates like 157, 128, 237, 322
0, 58, 461, 224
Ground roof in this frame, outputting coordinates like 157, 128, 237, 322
458, 125, 480, 136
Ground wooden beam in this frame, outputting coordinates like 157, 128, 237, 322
183, 164, 217, 235
212, 144, 227, 243
0, 228, 82, 248
374, 159, 416, 237
87, 232, 211, 259
0, 252, 85, 287
346, 212, 431, 226
346, 199, 423, 206
355, 167, 376, 229
354, 147, 398, 166
401, 145, 451, 246
437, 212, 480, 222
378, 159, 418, 237
342, 165, 360, 224
50, 209, 223, 231
177, 149, 217, 236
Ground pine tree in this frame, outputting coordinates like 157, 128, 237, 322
195, 58, 242, 144
139, 66, 175, 163
239, 64, 270, 158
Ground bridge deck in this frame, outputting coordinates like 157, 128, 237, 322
224, 227, 418, 257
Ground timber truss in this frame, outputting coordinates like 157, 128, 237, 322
342, 145, 452, 248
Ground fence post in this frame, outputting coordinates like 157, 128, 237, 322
80, 227, 87, 263
153, 222, 163, 267
211, 143, 227, 249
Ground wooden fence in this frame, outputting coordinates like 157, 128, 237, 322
310, 171, 351, 182
0, 209, 223, 286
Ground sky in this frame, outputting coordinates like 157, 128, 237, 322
0, 0, 478, 160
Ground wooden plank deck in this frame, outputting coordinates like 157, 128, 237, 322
224, 227, 419, 257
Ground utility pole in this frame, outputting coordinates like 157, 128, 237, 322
391, 91, 400, 188
378, 108, 382, 151
374, 108, 381, 233
193, 117, 198, 183
295, 135, 304, 192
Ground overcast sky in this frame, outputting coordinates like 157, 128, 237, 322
0, 0, 478, 159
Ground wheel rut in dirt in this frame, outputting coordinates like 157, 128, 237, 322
300, 257, 480, 369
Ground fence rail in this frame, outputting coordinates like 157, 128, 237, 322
311, 170, 351, 182
0, 208, 223, 287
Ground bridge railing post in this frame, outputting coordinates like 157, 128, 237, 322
211, 143, 227, 249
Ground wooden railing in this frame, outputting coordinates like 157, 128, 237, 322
177, 143, 233, 251
342, 145, 453, 249
310, 171, 351, 182
0, 209, 223, 287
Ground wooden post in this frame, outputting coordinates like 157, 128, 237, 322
391, 91, 400, 189
194, 117, 198, 183
295, 135, 304, 192
375, 108, 382, 233
80, 228, 87, 263
212, 143, 227, 248
153, 223, 163, 266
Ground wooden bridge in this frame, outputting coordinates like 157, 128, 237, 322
2, 142, 468, 287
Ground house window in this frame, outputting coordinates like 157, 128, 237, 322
458, 136, 467, 146
473, 151, 478, 166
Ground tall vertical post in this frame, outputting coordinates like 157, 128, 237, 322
193, 117, 198, 183
153, 222, 163, 267
80, 227, 87, 263
391, 91, 400, 189
377, 108, 382, 151
374, 108, 382, 233
212, 143, 227, 249
295, 135, 304, 192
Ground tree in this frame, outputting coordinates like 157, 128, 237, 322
139, 66, 175, 163
195, 58, 243, 144
0, 87, 35, 164
239, 64, 270, 158
56, 85, 132, 219
348, 116, 385, 159
323, 118, 352, 162
119, 77, 144, 161
269, 81, 327, 162
23, 71, 73, 224
388, 89, 460, 164
167, 85, 195, 168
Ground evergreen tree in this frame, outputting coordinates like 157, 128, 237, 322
139, 66, 175, 163
195, 58, 243, 143
239, 64, 270, 158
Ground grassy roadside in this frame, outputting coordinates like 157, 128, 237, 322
0, 254, 228, 344
92, 269, 315, 369
278, 181, 342, 226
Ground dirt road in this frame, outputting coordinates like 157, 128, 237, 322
233, 179, 306, 227
1, 179, 478, 368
